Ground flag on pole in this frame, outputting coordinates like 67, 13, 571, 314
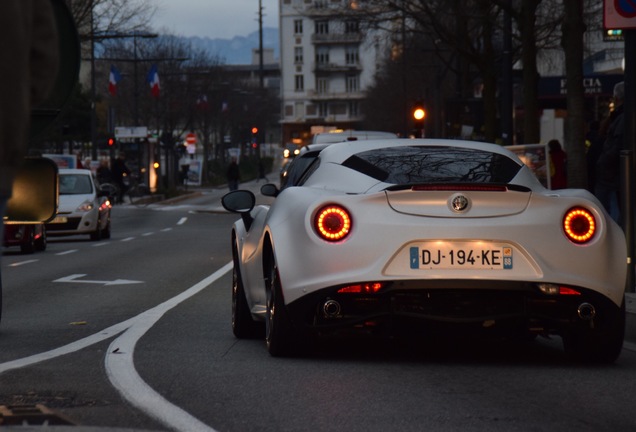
146, 64, 160, 97
196, 94, 209, 110
108, 65, 122, 96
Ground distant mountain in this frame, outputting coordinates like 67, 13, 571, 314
184, 27, 279, 65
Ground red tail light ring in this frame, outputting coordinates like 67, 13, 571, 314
563, 207, 596, 244
315, 205, 352, 242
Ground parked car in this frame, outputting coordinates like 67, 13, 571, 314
45, 169, 111, 241
312, 130, 398, 144
223, 138, 627, 363
3, 223, 46, 253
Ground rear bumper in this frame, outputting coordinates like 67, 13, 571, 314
286, 280, 622, 338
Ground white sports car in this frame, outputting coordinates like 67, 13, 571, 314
222, 139, 627, 362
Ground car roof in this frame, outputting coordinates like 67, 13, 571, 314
312, 130, 398, 144
59, 168, 93, 175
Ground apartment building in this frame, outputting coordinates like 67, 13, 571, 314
279, 0, 387, 146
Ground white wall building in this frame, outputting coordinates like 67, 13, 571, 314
279, 0, 388, 146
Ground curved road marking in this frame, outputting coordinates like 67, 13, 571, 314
0, 261, 233, 432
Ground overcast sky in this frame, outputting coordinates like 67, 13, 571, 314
152, 0, 279, 39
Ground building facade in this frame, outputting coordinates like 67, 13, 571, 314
279, 0, 387, 146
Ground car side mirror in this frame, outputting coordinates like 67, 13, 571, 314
5, 157, 59, 223
222, 190, 255, 230
260, 183, 279, 197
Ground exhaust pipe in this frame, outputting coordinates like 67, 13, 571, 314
577, 303, 596, 321
323, 299, 341, 318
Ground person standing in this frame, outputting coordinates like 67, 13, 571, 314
111, 152, 131, 203
227, 157, 240, 191
548, 139, 567, 189
595, 81, 625, 224
0, 1, 60, 322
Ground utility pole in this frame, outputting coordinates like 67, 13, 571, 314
258, 0, 264, 89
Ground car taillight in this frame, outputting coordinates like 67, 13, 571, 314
314, 205, 352, 242
563, 207, 596, 244
337, 282, 384, 294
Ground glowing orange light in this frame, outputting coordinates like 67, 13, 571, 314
563, 207, 596, 243
315, 205, 352, 241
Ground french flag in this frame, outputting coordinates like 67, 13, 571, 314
108, 65, 121, 96
146, 64, 160, 98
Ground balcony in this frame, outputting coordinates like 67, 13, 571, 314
313, 62, 362, 73
306, 90, 365, 101
311, 33, 364, 45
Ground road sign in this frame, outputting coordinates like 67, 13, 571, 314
605, 0, 636, 29
185, 132, 197, 144
114, 126, 148, 139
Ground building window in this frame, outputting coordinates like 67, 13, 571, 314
316, 47, 329, 64
317, 77, 329, 94
294, 47, 303, 64
332, 103, 347, 115
345, 46, 359, 65
316, 20, 329, 35
346, 74, 359, 92
307, 104, 317, 116
319, 102, 328, 117
349, 101, 359, 116
345, 20, 359, 34
294, 19, 303, 35
295, 75, 304, 91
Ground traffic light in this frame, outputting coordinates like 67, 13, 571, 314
107, 137, 115, 147
604, 28, 623, 42
251, 127, 258, 135
412, 101, 426, 138
413, 107, 426, 122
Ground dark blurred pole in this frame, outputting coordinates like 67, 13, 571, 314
401, 2, 408, 138
90, 1, 97, 159
624, 30, 636, 292
501, 0, 513, 146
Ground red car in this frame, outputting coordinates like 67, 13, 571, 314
3, 223, 47, 254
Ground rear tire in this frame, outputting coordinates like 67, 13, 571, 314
562, 301, 625, 364
265, 252, 297, 357
20, 230, 35, 254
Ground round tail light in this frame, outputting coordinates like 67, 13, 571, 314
314, 205, 352, 242
563, 207, 596, 244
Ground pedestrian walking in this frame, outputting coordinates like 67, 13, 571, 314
595, 81, 625, 224
227, 157, 240, 191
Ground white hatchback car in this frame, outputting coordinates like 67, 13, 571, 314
46, 169, 112, 241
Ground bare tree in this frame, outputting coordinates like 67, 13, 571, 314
67, 0, 156, 41
561, 0, 587, 189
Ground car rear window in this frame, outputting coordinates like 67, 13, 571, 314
341, 146, 522, 185
60, 174, 93, 194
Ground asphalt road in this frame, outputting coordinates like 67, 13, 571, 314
1, 189, 636, 432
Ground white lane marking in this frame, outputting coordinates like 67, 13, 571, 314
56, 250, 78, 256
8, 259, 39, 267
161, 228, 172, 232
0, 318, 136, 374
120, 237, 135, 242
177, 217, 187, 225
142, 232, 154, 236
53, 274, 144, 286
93, 242, 109, 247
0, 261, 233, 430
105, 261, 232, 432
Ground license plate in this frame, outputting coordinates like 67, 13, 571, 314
50, 216, 68, 224
409, 242, 513, 270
